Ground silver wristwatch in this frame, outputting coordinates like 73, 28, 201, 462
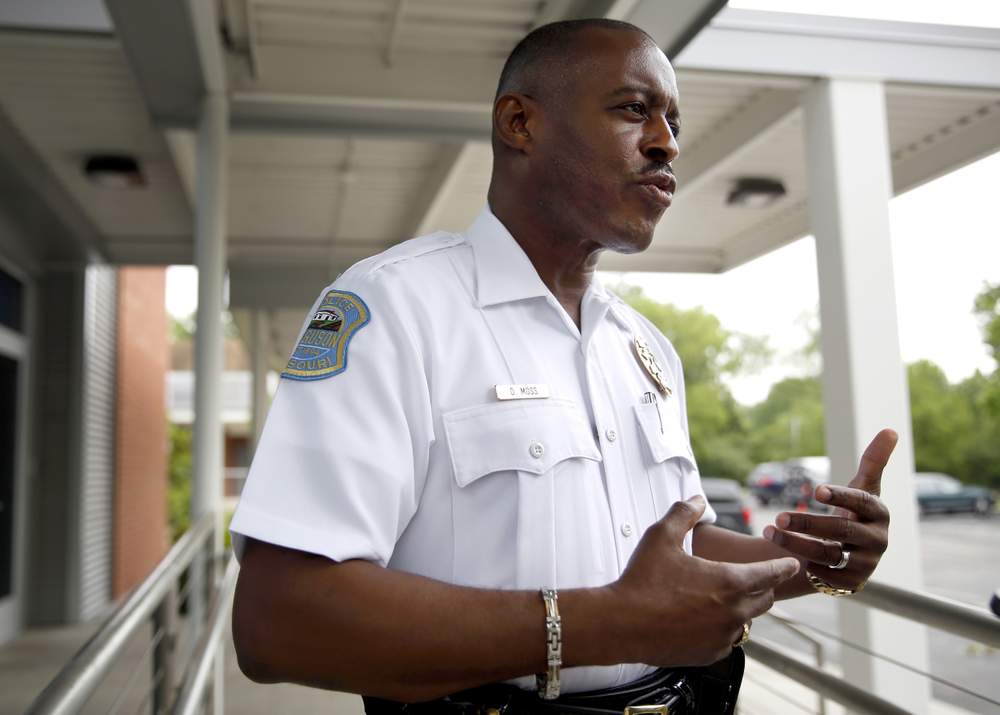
536, 588, 562, 700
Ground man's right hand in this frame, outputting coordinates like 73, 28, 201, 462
608, 495, 800, 667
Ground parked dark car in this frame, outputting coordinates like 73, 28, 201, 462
781, 456, 830, 509
702, 477, 753, 534
747, 462, 786, 506
915, 473, 995, 516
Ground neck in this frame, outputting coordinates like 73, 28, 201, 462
488, 189, 601, 327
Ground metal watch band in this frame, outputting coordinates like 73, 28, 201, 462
536, 588, 562, 700
806, 569, 863, 597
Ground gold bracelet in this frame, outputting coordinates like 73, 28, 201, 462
806, 570, 864, 597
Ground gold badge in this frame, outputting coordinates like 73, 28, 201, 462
633, 337, 672, 397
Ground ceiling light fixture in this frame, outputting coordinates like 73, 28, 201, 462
726, 177, 786, 208
83, 154, 146, 189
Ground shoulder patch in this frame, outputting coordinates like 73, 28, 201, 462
282, 290, 371, 381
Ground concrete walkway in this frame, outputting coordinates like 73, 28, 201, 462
0, 615, 365, 715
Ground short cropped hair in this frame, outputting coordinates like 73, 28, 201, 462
494, 19, 656, 101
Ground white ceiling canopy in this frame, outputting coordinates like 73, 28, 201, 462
0, 1, 999, 368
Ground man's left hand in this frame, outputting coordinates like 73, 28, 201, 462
763, 429, 897, 591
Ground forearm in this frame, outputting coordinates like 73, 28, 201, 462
232, 538, 623, 702
692, 524, 812, 599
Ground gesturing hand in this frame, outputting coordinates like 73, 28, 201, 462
611, 495, 800, 668
764, 429, 898, 592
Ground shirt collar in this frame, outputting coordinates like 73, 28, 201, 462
466, 206, 553, 308
465, 206, 625, 329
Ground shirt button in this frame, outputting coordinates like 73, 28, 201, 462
621, 522, 633, 537
605, 429, 617, 443
529, 441, 545, 459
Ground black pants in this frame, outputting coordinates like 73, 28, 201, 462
363, 648, 744, 715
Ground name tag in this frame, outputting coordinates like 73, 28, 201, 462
494, 383, 551, 401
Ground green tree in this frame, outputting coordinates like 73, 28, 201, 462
972, 282, 1000, 416
907, 360, 974, 479
168, 423, 192, 542
955, 372, 1000, 489
746, 376, 825, 463
616, 285, 764, 480
964, 282, 1000, 488
618, 286, 770, 384
170, 314, 195, 342
973, 282, 1000, 364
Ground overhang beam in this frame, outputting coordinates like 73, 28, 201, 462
674, 88, 801, 198
103, 0, 205, 122
890, 94, 1000, 195
678, 8, 1000, 90
383, 0, 409, 67
227, 93, 492, 140
405, 143, 480, 239
164, 129, 198, 210
103, 234, 387, 268
629, 0, 729, 58
0, 109, 103, 265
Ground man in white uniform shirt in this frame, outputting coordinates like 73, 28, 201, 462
231, 19, 895, 714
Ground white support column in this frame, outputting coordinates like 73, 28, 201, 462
191, 92, 228, 635
804, 77, 930, 713
250, 309, 270, 449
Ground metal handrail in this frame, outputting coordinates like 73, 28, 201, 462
855, 579, 1000, 647
762, 607, 827, 715
172, 556, 240, 715
26, 516, 215, 715
745, 638, 910, 715
745, 580, 1000, 712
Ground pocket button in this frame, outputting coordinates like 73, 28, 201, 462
529, 441, 545, 459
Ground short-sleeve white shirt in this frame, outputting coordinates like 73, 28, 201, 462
230, 206, 716, 693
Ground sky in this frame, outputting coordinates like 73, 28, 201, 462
166, 0, 1000, 405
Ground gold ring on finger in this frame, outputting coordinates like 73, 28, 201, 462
733, 621, 751, 647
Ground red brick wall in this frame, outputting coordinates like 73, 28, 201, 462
113, 267, 169, 598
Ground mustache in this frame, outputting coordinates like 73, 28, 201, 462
638, 161, 673, 178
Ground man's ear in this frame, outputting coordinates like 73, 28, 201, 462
493, 93, 538, 153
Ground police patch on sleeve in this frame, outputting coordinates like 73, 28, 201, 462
281, 290, 371, 381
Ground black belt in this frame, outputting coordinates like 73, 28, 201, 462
363, 648, 744, 715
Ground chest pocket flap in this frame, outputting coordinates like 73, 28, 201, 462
443, 398, 602, 487
633, 400, 696, 468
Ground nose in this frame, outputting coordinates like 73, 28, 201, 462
642, 113, 679, 165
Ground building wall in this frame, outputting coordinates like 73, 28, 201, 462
27, 269, 85, 625
112, 267, 168, 599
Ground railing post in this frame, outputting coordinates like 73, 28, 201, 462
189, 72, 228, 715
152, 584, 178, 714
